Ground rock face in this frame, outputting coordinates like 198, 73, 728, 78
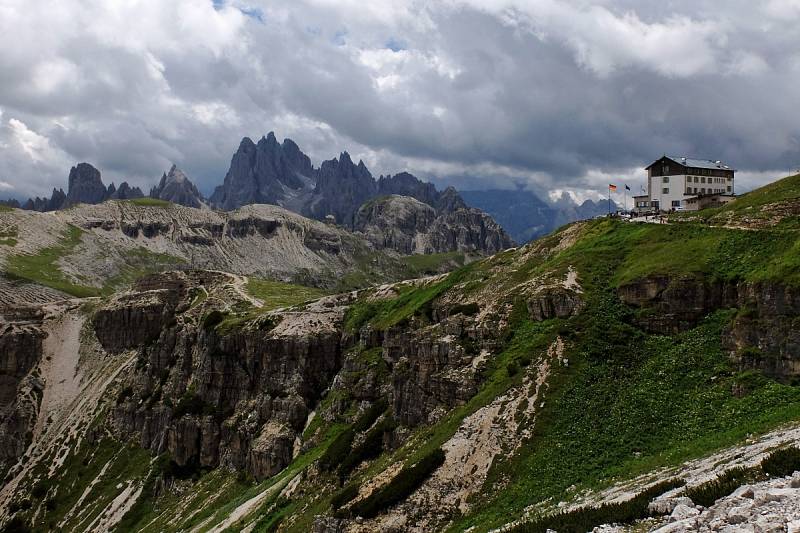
209, 133, 312, 211
0, 306, 45, 475
105, 272, 349, 479
150, 165, 204, 208
65, 163, 109, 207
308, 152, 377, 227
619, 275, 800, 382
354, 196, 438, 254
355, 195, 514, 255
103, 271, 501, 481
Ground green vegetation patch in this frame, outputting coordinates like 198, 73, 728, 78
453, 250, 800, 532
101, 246, 183, 294
510, 478, 683, 533
401, 251, 466, 275
0, 225, 17, 246
4, 224, 98, 297
245, 278, 326, 310
10, 437, 151, 532
124, 197, 173, 207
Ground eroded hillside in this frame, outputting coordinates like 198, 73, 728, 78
2, 175, 800, 532
0, 200, 477, 300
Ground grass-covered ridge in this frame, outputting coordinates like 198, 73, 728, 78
123, 197, 174, 208
245, 278, 327, 309
4, 224, 99, 297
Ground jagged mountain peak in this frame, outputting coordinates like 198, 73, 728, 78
150, 165, 204, 208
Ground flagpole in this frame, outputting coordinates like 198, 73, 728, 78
608, 185, 611, 215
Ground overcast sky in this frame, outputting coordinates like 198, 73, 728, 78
1, 0, 799, 203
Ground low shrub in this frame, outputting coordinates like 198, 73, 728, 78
172, 392, 216, 419
1, 516, 31, 533
510, 479, 684, 533
685, 467, 758, 507
352, 399, 388, 433
202, 310, 226, 331
319, 428, 355, 473
116, 386, 133, 404
331, 484, 359, 509
761, 446, 800, 477
338, 417, 397, 480
346, 448, 446, 519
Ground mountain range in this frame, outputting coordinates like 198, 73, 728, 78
3, 132, 617, 244
460, 188, 617, 243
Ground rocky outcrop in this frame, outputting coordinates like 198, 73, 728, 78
355, 196, 438, 254
421, 208, 515, 255
149, 165, 204, 208
108, 273, 349, 479
65, 163, 108, 207
618, 276, 738, 334
22, 188, 66, 212
727, 283, 800, 382
19, 162, 143, 211
108, 181, 144, 200
527, 286, 584, 321
0, 307, 45, 474
619, 275, 800, 382
355, 195, 514, 255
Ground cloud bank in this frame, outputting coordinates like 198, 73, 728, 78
0, 0, 798, 200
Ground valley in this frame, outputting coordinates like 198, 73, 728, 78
2, 172, 800, 532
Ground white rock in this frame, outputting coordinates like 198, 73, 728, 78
754, 488, 794, 505
731, 485, 755, 499
670, 503, 701, 522
788, 519, 800, 533
649, 496, 695, 515
790, 474, 800, 489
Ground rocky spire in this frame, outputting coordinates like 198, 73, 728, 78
149, 165, 204, 208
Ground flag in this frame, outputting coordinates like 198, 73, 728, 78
625, 184, 630, 191
609, 184, 617, 192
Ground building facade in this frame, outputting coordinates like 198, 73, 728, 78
634, 156, 735, 212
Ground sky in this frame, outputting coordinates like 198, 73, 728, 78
1, 0, 799, 203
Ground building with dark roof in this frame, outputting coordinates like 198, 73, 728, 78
633, 156, 735, 212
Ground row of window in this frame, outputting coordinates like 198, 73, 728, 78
660, 165, 728, 177
686, 187, 732, 194
661, 176, 732, 184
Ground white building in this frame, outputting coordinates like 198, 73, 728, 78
633, 156, 735, 212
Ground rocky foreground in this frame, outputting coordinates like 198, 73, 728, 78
595, 473, 800, 532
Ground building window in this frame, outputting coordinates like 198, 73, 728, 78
727, 186, 732, 192
694, 176, 699, 183
701, 177, 706, 183
701, 188, 706, 194
672, 200, 681, 207
663, 176, 670, 183
662, 165, 669, 174
663, 187, 669, 194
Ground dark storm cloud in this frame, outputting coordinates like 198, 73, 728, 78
0, 0, 798, 201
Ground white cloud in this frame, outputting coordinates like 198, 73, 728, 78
0, 0, 798, 203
